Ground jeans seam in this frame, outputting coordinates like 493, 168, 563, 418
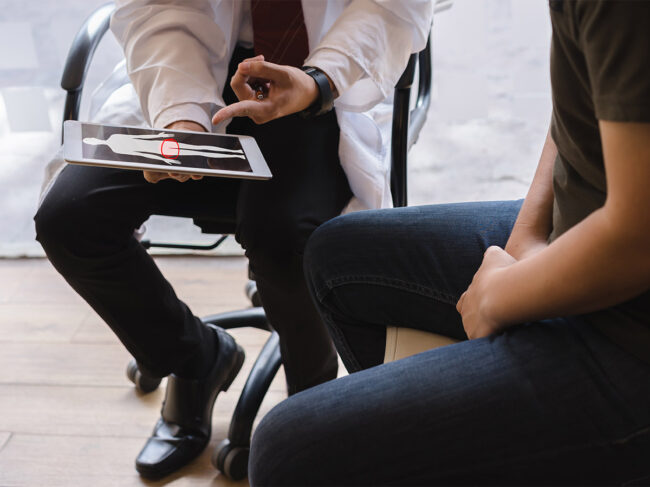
320, 307, 364, 372
321, 274, 458, 307
314, 274, 457, 373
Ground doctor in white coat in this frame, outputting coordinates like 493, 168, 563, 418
34, 0, 434, 479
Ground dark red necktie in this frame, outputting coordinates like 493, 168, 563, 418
251, 0, 310, 68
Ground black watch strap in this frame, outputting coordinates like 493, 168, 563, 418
300, 66, 335, 119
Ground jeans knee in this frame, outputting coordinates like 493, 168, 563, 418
303, 213, 359, 297
249, 401, 303, 486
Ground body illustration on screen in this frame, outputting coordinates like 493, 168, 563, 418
83, 132, 246, 165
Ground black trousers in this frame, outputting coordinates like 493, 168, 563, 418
34, 47, 352, 394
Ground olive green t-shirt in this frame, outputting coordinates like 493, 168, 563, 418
548, 0, 650, 364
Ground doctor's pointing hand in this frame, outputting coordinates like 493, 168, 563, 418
212, 54, 338, 126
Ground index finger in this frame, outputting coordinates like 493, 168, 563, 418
240, 60, 288, 82
212, 99, 270, 125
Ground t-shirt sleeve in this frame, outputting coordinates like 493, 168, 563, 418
577, 0, 650, 122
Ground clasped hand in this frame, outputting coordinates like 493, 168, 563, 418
456, 246, 516, 339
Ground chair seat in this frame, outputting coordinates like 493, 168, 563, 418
192, 216, 236, 235
384, 326, 459, 363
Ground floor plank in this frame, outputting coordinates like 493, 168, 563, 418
0, 384, 285, 438
71, 308, 268, 348
0, 303, 91, 343
0, 433, 249, 487
0, 341, 287, 391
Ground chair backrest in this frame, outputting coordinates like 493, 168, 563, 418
60, 2, 115, 137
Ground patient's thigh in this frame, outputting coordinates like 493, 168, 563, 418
306, 200, 523, 341
250, 317, 650, 486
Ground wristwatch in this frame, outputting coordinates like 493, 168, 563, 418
300, 66, 335, 119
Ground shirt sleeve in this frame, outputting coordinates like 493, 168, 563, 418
110, 0, 229, 130
154, 103, 213, 132
577, 0, 650, 122
305, 0, 434, 112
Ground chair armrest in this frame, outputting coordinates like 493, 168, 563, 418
390, 35, 432, 208
408, 37, 432, 150
61, 2, 116, 124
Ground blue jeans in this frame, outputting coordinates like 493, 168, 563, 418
249, 201, 650, 486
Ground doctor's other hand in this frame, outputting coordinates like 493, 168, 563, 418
212, 57, 332, 125
456, 246, 517, 340
143, 120, 206, 184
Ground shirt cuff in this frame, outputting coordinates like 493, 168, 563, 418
305, 47, 366, 98
152, 103, 214, 131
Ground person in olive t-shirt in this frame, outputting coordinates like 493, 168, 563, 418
245, 1, 650, 485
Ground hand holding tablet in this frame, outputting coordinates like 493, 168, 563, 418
63, 121, 272, 182
145, 120, 208, 183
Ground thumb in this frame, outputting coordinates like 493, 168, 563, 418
456, 291, 467, 313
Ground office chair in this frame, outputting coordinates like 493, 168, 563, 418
60, 3, 433, 480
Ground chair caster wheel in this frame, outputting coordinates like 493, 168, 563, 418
213, 439, 249, 481
245, 280, 262, 307
126, 358, 161, 393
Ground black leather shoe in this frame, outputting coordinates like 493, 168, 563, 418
135, 326, 245, 480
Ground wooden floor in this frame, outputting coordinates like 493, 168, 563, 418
0, 256, 290, 487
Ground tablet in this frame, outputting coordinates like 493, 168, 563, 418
63, 120, 272, 180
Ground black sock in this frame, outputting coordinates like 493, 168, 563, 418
174, 325, 219, 379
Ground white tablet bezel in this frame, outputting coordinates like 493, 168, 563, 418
63, 120, 272, 180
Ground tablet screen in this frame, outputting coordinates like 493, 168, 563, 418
81, 123, 253, 173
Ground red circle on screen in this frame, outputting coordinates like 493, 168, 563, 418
160, 138, 180, 159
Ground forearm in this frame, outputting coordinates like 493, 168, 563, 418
504, 129, 556, 260
305, 0, 432, 107
111, 0, 224, 128
491, 206, 650, 324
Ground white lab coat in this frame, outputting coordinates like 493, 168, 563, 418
41, 0, 436, 212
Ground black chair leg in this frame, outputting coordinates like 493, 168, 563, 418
212, 331, 282, 481
125, 358, 162, 393
201, 306, 269, 331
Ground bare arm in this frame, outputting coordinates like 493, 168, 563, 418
458, 121, 650, 337
504, 129, 556, 260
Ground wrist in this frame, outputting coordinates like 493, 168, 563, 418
300, 66, 335, 118
480, 266, 515, 328
165, 120, 207, 132
322, 72, 338, 99
505, 234, 549, 261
